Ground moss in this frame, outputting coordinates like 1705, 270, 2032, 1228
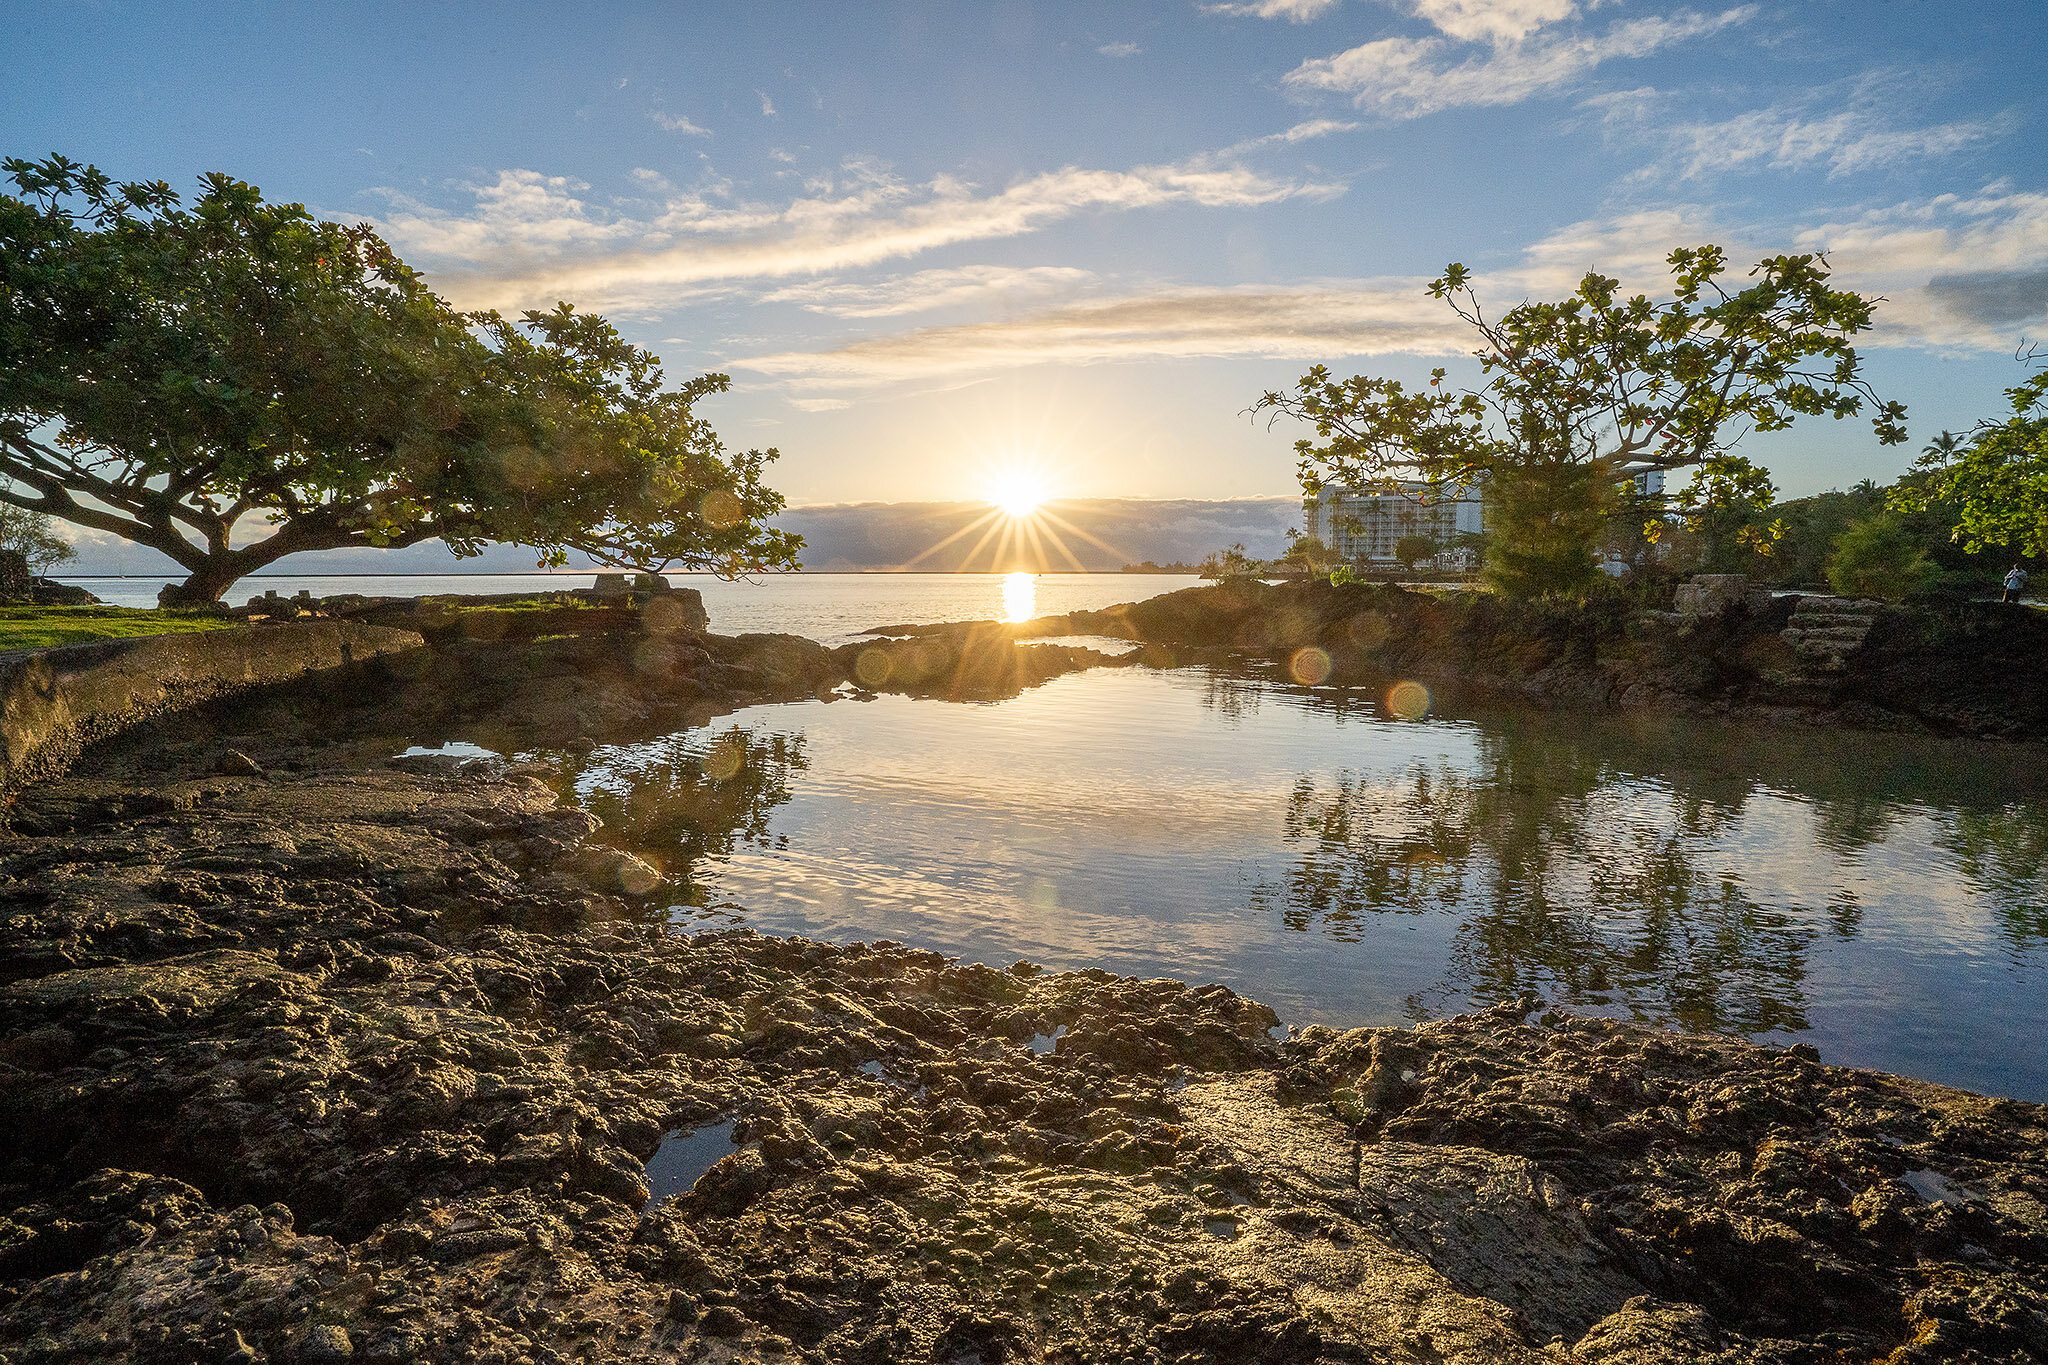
0, 605, 242, 652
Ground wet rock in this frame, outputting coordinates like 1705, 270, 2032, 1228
216, 749, 266, 777
2, 731, 2042, 1363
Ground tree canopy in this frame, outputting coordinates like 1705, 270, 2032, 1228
1256, 246, 1907, 595
0, 155, 800, 602
1895, 364, 2048, 560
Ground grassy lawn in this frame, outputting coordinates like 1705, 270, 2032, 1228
0, 605, 244, 652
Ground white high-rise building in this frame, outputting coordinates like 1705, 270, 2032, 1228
1303, 480, 1485, 566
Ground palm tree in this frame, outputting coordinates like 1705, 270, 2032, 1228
1921, 431, 1965, 464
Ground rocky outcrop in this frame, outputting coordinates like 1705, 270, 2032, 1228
957, 580, 2048, 740
838, 626, 1132, 701
0, 724, 2043, 1363
0, 622, 424, 791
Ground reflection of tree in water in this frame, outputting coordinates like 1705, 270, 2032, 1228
1197, 668, 1264, 722
1255, 733, 1818, 1036
1937, 805, 2048, 947
549, 728, 810, 906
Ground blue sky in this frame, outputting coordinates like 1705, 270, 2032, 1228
9, 0, 2046, 505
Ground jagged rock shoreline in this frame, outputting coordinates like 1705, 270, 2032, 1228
885, 579, 2048, 741
2, 620, 2045, 1364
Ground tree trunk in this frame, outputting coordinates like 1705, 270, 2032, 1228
161, 554, 260, 606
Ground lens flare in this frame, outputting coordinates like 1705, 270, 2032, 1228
699, 488, 744, 528
1386, 680, 1432, 721
854, 648, 893, 688
702, 737, 747, 781
1289, 646, 1333, 685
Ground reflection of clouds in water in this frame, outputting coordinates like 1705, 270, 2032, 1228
545, 666, 2048, 1096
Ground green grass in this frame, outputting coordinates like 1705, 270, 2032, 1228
0, 605, 244, 652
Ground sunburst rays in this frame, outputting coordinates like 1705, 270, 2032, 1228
891, 497, 1133, 573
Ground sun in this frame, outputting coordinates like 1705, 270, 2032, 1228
987, 470, 1051, 519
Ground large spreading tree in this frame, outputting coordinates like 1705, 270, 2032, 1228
0, 155, 801, 603
1256, 247, 1908, 596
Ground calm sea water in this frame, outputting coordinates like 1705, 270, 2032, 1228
57, 571, 1194, 646
79, 569, 2048, 1098
494, 665, 2048, 1101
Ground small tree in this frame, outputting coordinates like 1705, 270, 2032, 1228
0, 499, 77, 574
1826, 513, 1938, 601
1667, 454, 1785, 573
1199, 543, 1263, 583
1256, 246, 1906, 597
1277, 531, 1336, 576
1394, 534, 1437, 571
0, 156, 800, 602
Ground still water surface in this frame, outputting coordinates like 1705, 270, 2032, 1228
61, 571, 1191, 644
517, 665, 2048, 1101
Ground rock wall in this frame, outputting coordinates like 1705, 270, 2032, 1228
0, 621, 424, 789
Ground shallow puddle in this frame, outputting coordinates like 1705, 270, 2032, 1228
1901, 1168, 1976, 1205
1028, 1025, 1067, 1055
643, 1119, 738, 1205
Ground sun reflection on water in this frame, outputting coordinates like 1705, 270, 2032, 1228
1001, 571, 1037, 623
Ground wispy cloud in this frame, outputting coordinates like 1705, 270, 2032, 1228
733, 187, 2048, 389
650, 110, 712, 138
1201, 0, 1342, 20
1097, 41, 1143, 57
1285, 6, 1754, 119
738, 283, 1465, 385
1220, 118, 1361, 156
377, 157, 1341, 311
757, 89, 778, 117
1600, 81, 2010, 182
761, 265, 1097, 317
789, 396, 853, 411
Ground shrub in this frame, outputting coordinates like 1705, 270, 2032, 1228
1826, 514, 1939, 601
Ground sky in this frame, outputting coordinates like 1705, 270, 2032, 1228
8, 0, 2047, 511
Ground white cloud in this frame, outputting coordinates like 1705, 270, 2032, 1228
1793, 185, 2048, 348
367, 171, 643, 263
757, 89, 778, 117
1098, 41, 1143, 57
379, 157, 1340, 312
789, 397, 853, 411
650, 110, 712, 138
1285, 6, 1754, 119
761, 265, 1097, 317
1201, 0, 1341, 20
1403, 0, 1580, 43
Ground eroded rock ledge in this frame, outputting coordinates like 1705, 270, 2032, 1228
2, 747, 2043, 1363
883, 579, 2048, 740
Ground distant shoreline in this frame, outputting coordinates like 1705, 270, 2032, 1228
51, 569, 1204, 579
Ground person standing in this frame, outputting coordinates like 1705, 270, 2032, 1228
2004, 564, 2029, 603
